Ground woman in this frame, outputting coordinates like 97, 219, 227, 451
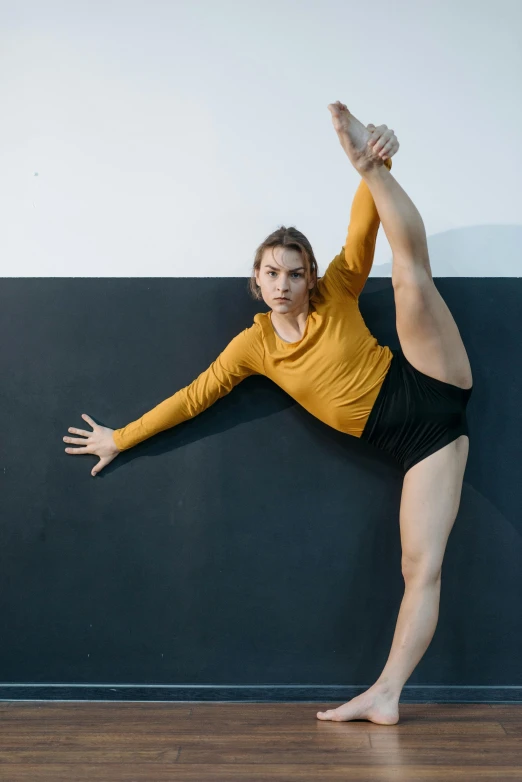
63, 102, 473, 725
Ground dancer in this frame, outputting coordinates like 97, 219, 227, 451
63, 102, 473, 725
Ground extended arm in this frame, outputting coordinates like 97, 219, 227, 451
318, 156, 393, 300
112, 327, 264, 451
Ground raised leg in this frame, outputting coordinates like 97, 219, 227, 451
316, 433, 469, 724
327, 102, 473, 390
360, 165, 473, 390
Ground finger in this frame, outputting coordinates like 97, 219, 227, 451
63, 436, 91, 445
92, 457, 109, 477
372, 129, 394, 154
68, 427, 91, 436
379, 138, 398, 159
81, 413, 96, 428
369, 123, 388, 137
371, 128, 393, 153
381, 135, 399, 158
367, 125, 387, 147
64, 446, 91, 454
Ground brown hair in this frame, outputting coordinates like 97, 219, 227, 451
247, 225, 324, 303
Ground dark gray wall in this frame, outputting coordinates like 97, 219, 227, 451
0, 278, 521, 691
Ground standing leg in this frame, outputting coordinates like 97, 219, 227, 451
317, 434, 469, 724
372, 434, 470, 697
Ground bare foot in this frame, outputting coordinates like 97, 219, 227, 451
327, 101, 384, 174
316, 684, 400, 725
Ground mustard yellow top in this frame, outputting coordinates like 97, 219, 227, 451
113, 159, 394, 452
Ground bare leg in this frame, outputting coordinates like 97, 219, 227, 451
317, 104, 472, 724
360, 165, 432, 285
317, 434, 469, 725
327, 101, 431, 284
328, 102, 473, 390
317, 579, 443, 725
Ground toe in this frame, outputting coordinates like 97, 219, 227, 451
317, 709, 333, 720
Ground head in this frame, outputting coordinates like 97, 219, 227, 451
248, 226, 322, 313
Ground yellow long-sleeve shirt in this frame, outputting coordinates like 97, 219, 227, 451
113, 160, 394, 452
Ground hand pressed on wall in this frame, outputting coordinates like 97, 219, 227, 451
63, 413, 121, 477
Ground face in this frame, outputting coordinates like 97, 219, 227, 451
255, 246, 316, 312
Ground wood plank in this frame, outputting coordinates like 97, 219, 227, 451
0, 702, 521, 780
0, 764, 521, 781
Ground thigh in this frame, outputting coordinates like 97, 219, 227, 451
393, 270, 473, 391
399, 434, 469, 575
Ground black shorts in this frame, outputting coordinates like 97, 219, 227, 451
360, 347, 473, 473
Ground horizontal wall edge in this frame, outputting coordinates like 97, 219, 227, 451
0, 685, 521, 703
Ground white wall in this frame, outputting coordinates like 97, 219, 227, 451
1, 0, 521, 277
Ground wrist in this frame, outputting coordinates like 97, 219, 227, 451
112, 430, 123, 452
361, 161, 392, 184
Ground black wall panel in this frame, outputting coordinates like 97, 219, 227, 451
0, 278, 520, 689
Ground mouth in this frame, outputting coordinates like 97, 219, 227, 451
275, 297, 289, 301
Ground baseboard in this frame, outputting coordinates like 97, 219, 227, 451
0, 684, 521, 703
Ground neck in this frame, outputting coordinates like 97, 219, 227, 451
270, 299, 311, 341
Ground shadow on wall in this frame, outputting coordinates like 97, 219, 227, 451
370, 224, 522, 278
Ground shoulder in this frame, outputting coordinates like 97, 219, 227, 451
252, 311, 271, 339
226, 319, 263, 349
313, 257, 361, 304
253, 311, 270, 327
222, 317, 265, 369
310, 280, 345, 308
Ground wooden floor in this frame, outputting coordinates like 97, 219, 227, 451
1, 701, 521, 780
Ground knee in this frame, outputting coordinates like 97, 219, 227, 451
392, 265, 433, 290
401, 554, 442, 586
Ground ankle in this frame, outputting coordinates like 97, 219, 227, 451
360, 161, 389, 181
372, 678, 402, 699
